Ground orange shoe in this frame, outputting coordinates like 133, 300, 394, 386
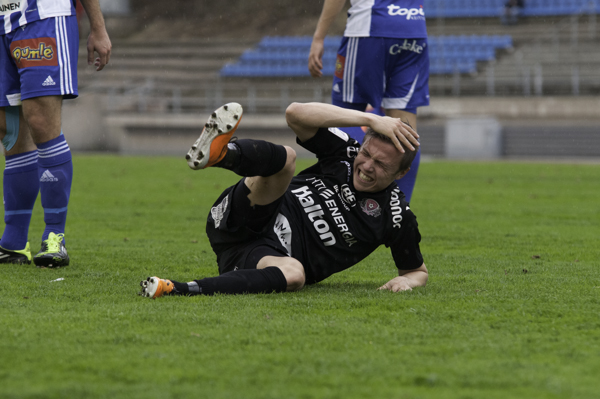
139, 276, 175, 299
186, 102, 243, 170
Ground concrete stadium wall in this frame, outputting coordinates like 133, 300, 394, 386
63, 96, 600, 159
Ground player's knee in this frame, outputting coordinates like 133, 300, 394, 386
277, 257, 305, 292
25, 115, 55, 143
283, 146, 297, 176
257, 255, 305, 291
285, 102, 301, 125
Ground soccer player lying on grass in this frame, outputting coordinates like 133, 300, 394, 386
140, 102, 428, 298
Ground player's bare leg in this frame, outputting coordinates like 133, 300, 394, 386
139, 253, 305, 298
186, 103, 295, 204
141, 104, 300, 299
256, 255, 305, 292
244, 146, 296, 206
21, 96, 72, 268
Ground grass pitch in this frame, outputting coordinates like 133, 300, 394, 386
1, 156, 599, 399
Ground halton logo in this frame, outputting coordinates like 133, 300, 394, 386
360, 198, 381, 217
10, 38, 58, 68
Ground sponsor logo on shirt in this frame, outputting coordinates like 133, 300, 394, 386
273, 213, 292, 256
10, 38, 58, 68
210, 195, 229, 229
346, 146, 359, 159
387, 5, 426, 20
340, 184, 356, 208
360, 198, 382, 217
292, 185, 337, 247
335, 54, 345, 79
293, 178, 359, 248
389, 188, 403, 229
0, 1, 23, 15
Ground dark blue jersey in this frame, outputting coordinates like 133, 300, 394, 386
344, 0, 428, 39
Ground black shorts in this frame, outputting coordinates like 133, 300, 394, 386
206, 178, 289, 274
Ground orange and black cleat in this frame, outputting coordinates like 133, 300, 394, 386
139, 276, 176, 299
186, 102, 243, 170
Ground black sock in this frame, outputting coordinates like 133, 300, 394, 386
214, 142, 242, 170
170, 280, 190, 294
188, 267, 287, 296
215, 139, 287, 177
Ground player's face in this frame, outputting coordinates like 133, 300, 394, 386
353, 137, 405, 193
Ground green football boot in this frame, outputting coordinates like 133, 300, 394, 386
0, 242, 32, 265
34, 232, 70, 268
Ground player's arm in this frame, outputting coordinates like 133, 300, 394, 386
79, 0, 112, 71
285, 102, 419, 151
309, 0, 347, 77
378, 263, 428, 292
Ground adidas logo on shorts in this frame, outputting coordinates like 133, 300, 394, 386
40, 170, 58, 182
42, 76, 56, 86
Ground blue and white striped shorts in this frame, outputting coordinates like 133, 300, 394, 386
332, 36, 429, 114
0, 15, 79, 107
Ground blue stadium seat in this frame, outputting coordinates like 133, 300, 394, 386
428, 0, 599, 18
220, 34, 514, 77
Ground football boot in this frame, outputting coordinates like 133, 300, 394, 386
186, 102, 243, 170
0, 242, 32, 265
139, 277, 176, 299
33, 232, 69, 268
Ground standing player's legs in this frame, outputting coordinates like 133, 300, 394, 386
333, 37, 429, 202
141, 103, 305, 298
11, 16, 80, 267
1, 32, 39, 264
0, 107, 39, 264
22, 96, 72, 267
331, 37, 385, 112
381, 38, 429, 202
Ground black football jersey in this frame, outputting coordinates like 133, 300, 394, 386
267, 127, 424, 284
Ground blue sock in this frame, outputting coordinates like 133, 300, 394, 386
37, 135, 73, 242
1, 151, 40, 250
396, 149, 420, 203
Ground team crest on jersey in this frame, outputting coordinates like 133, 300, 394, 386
360, 198, 381, 217
335, 54, 345, 79
10, 38, 58, 68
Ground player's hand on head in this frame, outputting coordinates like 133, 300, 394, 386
370, 116, 420, 153
87, 29, 112, 71
378, 276, 413, 292
397, 119, 420, 150
308, 39, 325, 78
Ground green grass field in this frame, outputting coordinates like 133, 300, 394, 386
1, 156, 599, 399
